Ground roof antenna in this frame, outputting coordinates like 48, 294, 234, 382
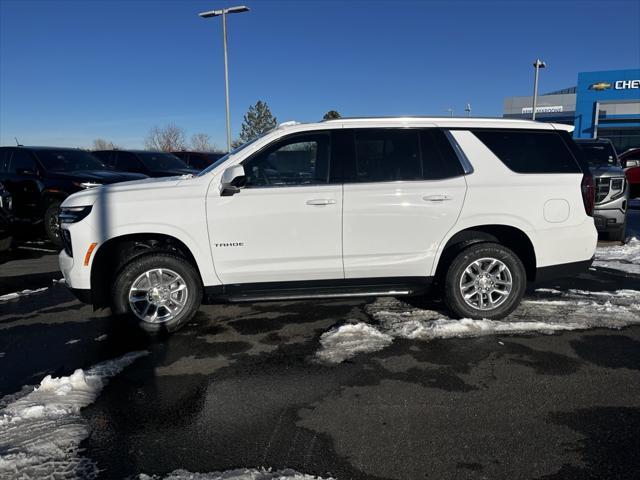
14, 137, 23, 146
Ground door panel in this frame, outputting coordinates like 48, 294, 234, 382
207, 185, 343, 284
342, 178, 466, 278
207, 131, 343, 285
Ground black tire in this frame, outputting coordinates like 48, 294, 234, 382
44, 201, 63, 247
443, 242, 526, 320
111, 253, 202, 334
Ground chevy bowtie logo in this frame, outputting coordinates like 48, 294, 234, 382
589, 82, 612, 91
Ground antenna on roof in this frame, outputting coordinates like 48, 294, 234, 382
14, 137, 23, 146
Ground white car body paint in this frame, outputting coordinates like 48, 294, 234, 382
59, 117, 597, 299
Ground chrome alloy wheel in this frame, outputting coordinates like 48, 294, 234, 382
459, 257, 513, 311
128, 268, 188, 324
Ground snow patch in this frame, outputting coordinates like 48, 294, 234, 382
0, 351, 147, 479
139, 468, 334, 480
65, 339, 81, 345
0, 287, 48, 302
315, 287, 640, 364
315, 323, 393, 364
594, 237, 640, 274
94, 334, 108, 342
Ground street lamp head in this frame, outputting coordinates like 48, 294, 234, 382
198, 5, 249, 18
533, 59, 546, 69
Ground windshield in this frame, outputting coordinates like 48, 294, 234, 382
137, 152, 188, 171
37, 150, 108, 172
197, 136, 265, 177
577, 143, 619, 168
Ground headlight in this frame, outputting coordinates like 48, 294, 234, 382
73, 181, 102, 189
611, 178, 624, 191
58, 205, 92, 224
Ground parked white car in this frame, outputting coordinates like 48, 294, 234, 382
58, 117, 598, 333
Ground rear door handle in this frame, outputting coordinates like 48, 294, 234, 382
306, 199, 336, 206
423, 194, 452, 202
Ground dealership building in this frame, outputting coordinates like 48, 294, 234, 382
503, 68, 640, 152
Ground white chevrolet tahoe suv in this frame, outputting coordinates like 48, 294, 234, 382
58, 118, 598, 333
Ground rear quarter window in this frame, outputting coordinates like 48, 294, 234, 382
472, 129, 582, 174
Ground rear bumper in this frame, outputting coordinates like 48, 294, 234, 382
535, 257, 594, 282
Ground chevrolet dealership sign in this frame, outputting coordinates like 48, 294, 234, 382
615, 79, 640, 90
522, 106, 564, 114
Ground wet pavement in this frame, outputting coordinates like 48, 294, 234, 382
1, 207, 639, 480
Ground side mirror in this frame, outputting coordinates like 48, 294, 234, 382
219, 164, 246, 196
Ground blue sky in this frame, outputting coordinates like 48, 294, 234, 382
1, 0, 639, 149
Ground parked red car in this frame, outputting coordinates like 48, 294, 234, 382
620, 148, 640, 198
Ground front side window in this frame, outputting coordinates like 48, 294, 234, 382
472, 130, 581, 174
0, 149, 11, 172
243, 133, 330, 187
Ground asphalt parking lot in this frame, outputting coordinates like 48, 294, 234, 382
1, 204, 639, 480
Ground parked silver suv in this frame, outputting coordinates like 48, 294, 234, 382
575, 138, 629, 241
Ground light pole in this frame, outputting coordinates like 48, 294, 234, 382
199, 5, 250, 153
531, 58, 546, 121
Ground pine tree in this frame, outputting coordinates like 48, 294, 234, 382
322, 110, 341, 120
239, 101, 277, 142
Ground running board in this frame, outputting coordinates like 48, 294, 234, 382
204, 277, 433, 304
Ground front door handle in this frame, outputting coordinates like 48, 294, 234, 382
423, 194, 452, 202
306, 199, 336, 206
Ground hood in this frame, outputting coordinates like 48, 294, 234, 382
61, 175, 200, 208
148, 168, 200, 177
47, 169, 148, 184
590, 165, 625, 178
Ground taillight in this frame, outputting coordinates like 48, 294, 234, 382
581, 174, 595, 217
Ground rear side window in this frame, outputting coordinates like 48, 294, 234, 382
10, 149, 37, 174
472, 130, 581, 174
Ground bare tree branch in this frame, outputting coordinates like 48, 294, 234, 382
144, 124, 187, 152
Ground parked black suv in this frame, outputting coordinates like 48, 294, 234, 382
0, 182, 12, 252
92, 150, 199, 177
171, 151, 225, 170
0, 147, 147, 246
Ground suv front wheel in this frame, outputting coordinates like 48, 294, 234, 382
112, 253, 202, 334
443, 243, 526, 320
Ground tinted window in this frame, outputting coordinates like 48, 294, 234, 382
354, 129, 421, 182
421, 130, 464, 179
92, 151, 115, 166
188, 154, 208, 170
243, 133, 330, 187
36, 149, 105, 172
116, 152, 143, 171
472, 130, 581, 174
10, 149, 37, 174
576, 142, 618, 168
0, 149, 11, 173
137, 152, 187, 171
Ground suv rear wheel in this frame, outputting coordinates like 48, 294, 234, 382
112, 253, 202, 334
443, 243, 526, 320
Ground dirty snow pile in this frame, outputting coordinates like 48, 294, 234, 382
0, 351, 147, 479
139, 468, 334, 480
593, 237, 640, 274
0, 287, 48, 302
316, 288, 640, 364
